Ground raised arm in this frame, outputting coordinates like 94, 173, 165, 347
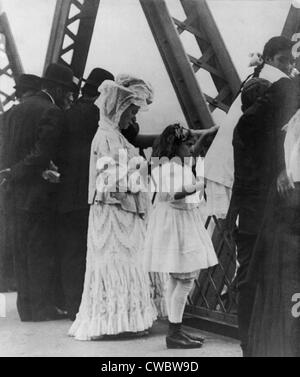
190, 126, 219, 157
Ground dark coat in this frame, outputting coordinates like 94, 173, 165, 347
0, 106, 17, 171
0, 109, 12, 211
231, 77, 299, 234
1, 92, 65, 213
246, 81, 300, 357
0, 109, 16, 292
56, 97, 99, 213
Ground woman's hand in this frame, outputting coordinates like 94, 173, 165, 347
277, 169, 295, 198
174, 179, 204, 200
42, 161, 60, 183
111, 192, 127, 201
42, 170, 60, 183
0, 168, 11, 189
0, 168, 11, 182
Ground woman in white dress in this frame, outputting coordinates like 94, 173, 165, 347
69, 80, 157, 340
115, 74, 168, 317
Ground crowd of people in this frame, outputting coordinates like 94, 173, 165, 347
0, 33, 300, 356
0, 63, 216, 350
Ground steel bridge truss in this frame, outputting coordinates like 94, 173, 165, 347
2, 0, 300, 335
44, 0, 100, 82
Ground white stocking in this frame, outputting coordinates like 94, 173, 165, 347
168, 278, 194, 323
166, 275, 177, 317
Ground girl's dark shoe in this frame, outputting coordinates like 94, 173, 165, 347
166, 332, 203, 349
166, 321, 203, 349
181, 330, 205, 343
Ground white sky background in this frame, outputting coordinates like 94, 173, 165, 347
1, 0, 292, 134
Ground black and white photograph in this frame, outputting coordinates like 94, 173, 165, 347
0, 0, 300, 360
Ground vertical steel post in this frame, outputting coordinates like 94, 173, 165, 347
44, 0, 100, 80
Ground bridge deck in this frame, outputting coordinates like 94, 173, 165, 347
0, 292, 240, 357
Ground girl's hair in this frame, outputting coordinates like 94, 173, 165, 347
152, 123, 191, 159
237, 36, 294, 98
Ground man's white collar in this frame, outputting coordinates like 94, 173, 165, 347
42, 90, 55, 104
260, 64, 290, 84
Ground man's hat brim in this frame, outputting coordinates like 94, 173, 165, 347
14, 74, 41, 91
14, 83, 39, 90
82, 68, 114, 89
42, 77, 78, 92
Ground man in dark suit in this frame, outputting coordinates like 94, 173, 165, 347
0, 63, 76, 321
56, 68, 114, 320
231, 76, 298, 356
0, 74, 41, 293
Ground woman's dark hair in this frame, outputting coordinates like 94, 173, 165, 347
152, 123, 191, 159
236, 36, 294, 99
263, 36, 293, 61
253, 36, 294, 78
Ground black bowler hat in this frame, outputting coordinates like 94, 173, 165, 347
14, 74, 41, 91
82, 68, 114, 93
43, 63, 76, 91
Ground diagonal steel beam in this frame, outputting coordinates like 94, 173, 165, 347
282, 2, 300, 70
179, 0, 241, 111
0, 3, 24, 111
282, 2, 300, 38
140, 0, 214, 129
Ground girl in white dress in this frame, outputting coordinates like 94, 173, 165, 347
69, 80, 157, 340
144, 124, 218, 349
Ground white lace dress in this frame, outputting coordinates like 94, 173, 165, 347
144, 162, 218, 274
69, 120, 158, 340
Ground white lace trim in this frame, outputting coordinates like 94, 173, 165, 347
69, 259, 157, 340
